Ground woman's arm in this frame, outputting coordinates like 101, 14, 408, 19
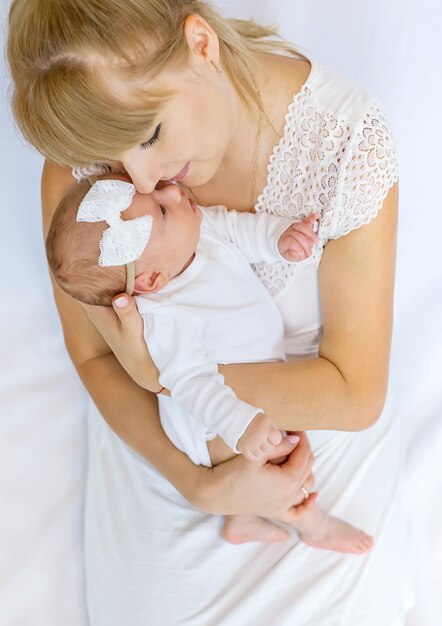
41, 160, 314, 517
103, 180, 397, 433
221, 183, 399, 432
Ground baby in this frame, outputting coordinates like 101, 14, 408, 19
46, 174, 373, 553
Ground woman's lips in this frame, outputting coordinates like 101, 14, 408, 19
169, 162, 190, 182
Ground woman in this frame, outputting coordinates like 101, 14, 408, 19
7, 1, 414, 624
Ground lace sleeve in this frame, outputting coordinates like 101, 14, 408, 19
322, 100, 399, 242
72, 163, 112, 182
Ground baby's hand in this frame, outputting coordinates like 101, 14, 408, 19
278, 213, 319, 262
237, 413, 287, 461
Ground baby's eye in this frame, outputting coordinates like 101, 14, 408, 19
160, 204, 166, 216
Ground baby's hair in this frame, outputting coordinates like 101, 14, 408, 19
7, 0, 306, 167
46, 183, 126, 306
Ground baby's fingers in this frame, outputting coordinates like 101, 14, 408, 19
289, 220, 319, 242
280, 238, 304, 260
257, 430, 285, 459
268, 428, 284, 446
242, 436, 281, 462
242, 447, 266, 462
302, 212, 320, 226
286, 231, 315, 257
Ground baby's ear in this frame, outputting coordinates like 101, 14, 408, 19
134, 270, 167, 294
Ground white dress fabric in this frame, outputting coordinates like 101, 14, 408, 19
79, 57, 415, 625
137, 207, 296, 461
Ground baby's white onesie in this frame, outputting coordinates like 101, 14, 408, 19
135, 205, 298, 466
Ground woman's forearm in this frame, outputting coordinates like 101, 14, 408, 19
220, 185, 398, 434
76, 352, 315, 518
76, 352, 210, 505
220, 355, 385, 432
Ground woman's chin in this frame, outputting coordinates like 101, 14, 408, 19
184, 162, 220, 189
184, 173, 206, 187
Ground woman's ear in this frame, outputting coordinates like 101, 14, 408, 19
183, 14, 220, 65
134, 270, 167, 294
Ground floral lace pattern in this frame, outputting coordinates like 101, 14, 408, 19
77, 179, 152, 267
253, 86, 398, 296
72, 162, 112, 182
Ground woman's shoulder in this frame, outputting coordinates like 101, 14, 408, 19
269, 53, 397, 183
257, 54, 398, 254
306, 59, 376, 125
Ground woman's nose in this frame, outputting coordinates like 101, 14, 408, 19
122, 156, 162, 194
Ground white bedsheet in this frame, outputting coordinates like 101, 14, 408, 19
1, 1, 441, 624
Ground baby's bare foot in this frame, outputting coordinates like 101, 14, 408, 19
222, 515, 290, 545
300, 515, 374, 554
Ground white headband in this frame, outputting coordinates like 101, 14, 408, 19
76, 179, 153, 267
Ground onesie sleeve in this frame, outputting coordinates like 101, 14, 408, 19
202, 205, 296, 264
139, 299, 262, 453
320, 100, 399, 243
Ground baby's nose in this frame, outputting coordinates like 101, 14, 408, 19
160, 184, 183, 203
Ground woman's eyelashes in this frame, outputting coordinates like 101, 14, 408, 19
140, 124, 161, 150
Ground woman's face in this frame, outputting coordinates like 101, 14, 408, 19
107, 64, 237, 194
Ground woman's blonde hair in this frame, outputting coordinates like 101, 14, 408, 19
7, 0, 305, 168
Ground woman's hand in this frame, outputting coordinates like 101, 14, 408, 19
82, 293, 162, 392
196, 432, 315, 523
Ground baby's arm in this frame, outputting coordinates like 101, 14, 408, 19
202, 206, 319, 264
139, 299, 287, 460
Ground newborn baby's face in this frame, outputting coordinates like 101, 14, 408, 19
124, 183, 202, 292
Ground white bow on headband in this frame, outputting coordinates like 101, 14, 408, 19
77, 179, 153, 267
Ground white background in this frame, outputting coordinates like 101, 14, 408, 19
1, 1, 441, 624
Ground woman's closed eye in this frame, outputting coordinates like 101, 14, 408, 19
140, 124, 161, 150
160, 204, 166, 217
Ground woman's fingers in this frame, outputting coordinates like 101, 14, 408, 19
110, 294, 160, 390
112, 293, 145, 339
280, 431, 314, 496
205, 438, 317, 519
265, 432, 315, 507
265, 436, 299, 460
82, 293, 160, 391
280, 492, 319, 524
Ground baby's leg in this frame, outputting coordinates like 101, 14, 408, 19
287, 494, 374, 554
207, 436, 291, 544
208, 437, 374, 553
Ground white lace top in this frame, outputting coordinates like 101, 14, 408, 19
252, 62, 398, 296
73, 57, 398, 299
